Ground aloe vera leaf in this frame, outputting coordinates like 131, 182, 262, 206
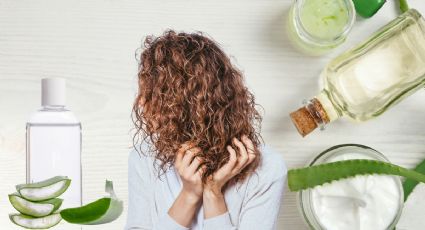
399, 0, 409, 13
9, 212, 62, 229
17, 176, 71, 201
288, 159, 425, 192
60, 180, 123, 225
8, 193, 63, 217
402, 158, 425, 201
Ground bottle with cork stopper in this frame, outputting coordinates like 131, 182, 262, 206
290, 9, 425, 137
290, 91, 339, 137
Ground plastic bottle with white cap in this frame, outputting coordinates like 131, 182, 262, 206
26, 78, 82, 208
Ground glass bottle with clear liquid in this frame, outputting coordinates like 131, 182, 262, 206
26, 78, 82, 208
291, 9, 425, 137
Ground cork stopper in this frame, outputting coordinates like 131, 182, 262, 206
290, 98, 329, 137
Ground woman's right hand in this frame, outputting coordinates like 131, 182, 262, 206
174, 143, 205, 201
168, 144, 205, 227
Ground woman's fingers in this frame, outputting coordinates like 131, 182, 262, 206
175, 143, 192, 168
246, 152, 256, 165
241, 135, 255, 155
196, 165, 207, 179
188, 156, 203, 174
182, 147, 200, 167
231, 137, 257, 175
241, 135, 256, 166
215, 146, 238, 178
177, 137, 256, 185
232, 138, 249, 173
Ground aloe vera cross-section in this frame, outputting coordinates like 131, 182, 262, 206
9, 193, 63, 217
9, 213, 62, 229
16, 176, 71, 201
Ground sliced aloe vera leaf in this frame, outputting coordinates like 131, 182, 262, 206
288, 159, 425, 192
17, 176, 71, 201
60, 180, 123, 225
9, 193, 63, 217
9, 212, 62, 229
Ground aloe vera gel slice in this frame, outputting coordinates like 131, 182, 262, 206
17, 176, 71, 201
61, 180, 123, 225
9, 193, 63, 217
9, 213, 62, 229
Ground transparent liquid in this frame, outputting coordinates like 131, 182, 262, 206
322, 9, 425, 121
27, 123, 82, 208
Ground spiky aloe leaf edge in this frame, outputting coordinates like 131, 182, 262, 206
288, 159, 425, 192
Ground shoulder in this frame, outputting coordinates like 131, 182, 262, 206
128, 143, 156, 176
256, 145, 287, 181
243, 145, 287, 191
240, 145, 287, 198
129, 143, 150, 163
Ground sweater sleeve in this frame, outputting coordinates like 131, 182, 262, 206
125, 149, 189, 230
203, 147, 287, 230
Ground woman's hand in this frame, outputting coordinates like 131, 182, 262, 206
204, 135, 256, 195
175, 143, 205, 200
168, 143, 205, 227
203, 135, 256, 219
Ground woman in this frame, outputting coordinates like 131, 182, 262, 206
126, 30, 286, 230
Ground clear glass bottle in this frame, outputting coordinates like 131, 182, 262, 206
290, 9, 425, 136
26, 78, 82, 208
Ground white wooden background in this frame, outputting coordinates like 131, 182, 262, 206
1, 0, 425, 229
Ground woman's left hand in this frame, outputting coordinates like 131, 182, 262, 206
204, 135, 256, 196
202, 135, 256, 219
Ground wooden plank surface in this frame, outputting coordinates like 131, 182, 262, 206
0, 0, 424, 229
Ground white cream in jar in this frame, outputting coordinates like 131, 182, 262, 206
299, 145, 403, 230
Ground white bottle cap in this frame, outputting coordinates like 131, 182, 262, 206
41, 78, 66, 106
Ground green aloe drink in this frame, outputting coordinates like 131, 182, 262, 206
287, 0, 356, 55
290, 9, 425, 136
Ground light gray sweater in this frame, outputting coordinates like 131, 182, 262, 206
125, 144, 287, 230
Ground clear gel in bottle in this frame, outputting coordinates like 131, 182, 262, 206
26, 78, 82, 208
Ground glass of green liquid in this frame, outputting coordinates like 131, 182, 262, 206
288, 0, 356, 55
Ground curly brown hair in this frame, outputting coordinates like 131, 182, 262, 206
133, 30, 262, 184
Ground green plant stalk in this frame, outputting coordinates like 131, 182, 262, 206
399, 0, 409, 13
403, 158, 425, 201
288, 159, 425, 192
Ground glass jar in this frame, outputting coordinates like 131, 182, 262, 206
287, 0, 356, 55
298, 144, 403, 230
